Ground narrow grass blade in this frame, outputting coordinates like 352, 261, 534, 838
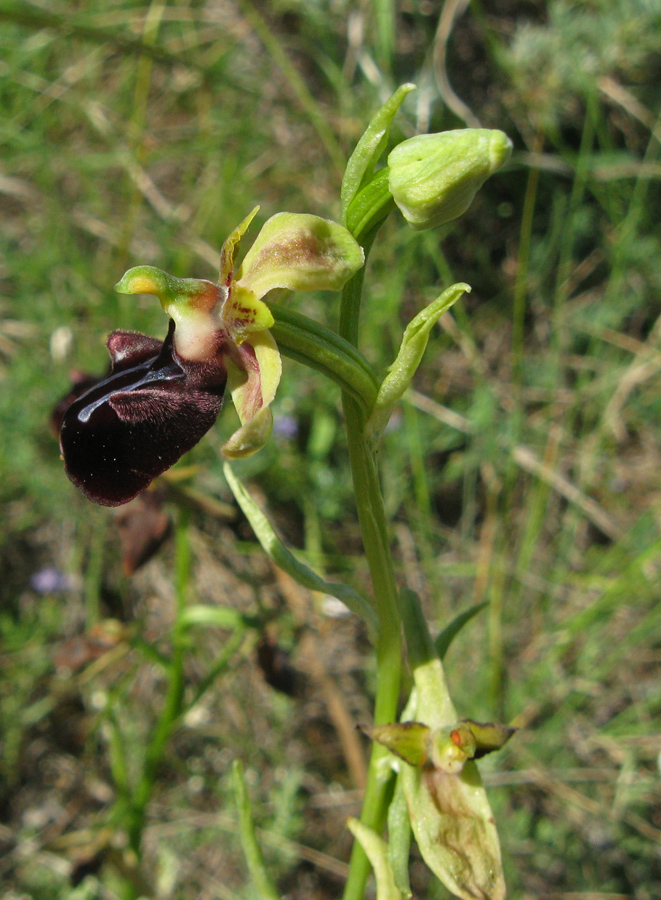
233, 759, 280, 900
237, 0, 345, 173
435, 602, 488, 660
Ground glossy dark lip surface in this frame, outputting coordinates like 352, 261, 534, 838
59, 321, 227, 507
75, 359, 184, 423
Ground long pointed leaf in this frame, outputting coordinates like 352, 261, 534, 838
224, 462, 377, 630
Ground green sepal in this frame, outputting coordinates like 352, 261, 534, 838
368, 283, 470, 438
341, 83, 416, 222
401, 761, 506, 900
369, 721, 431, 768
463, 719, 517, 758
238, 213, 364, 299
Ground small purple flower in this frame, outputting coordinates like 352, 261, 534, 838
273, 414, 299, 440
30, 566, 76, 594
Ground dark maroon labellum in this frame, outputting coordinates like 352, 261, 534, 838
59, 321, 227, 506
51, 371, 104, 437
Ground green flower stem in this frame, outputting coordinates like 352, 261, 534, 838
342, 398, 403, 900
339, 267, 404, 900
338, 253, 368, 348
345, 169, 395, 247
267, 302, 379, 414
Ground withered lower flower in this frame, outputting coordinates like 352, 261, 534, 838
114, 490, 172, 575
59, 208, 364, 506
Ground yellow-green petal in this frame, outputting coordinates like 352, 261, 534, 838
223, 283, 274, 346
227, 331, 281, 426
115, 266, 219, 314
222, 407, 274, 459
223, 331, 282, 458
115, 265, 225, 362
250, 330, 281, 410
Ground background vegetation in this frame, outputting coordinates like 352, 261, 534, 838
1, 0, 661, 897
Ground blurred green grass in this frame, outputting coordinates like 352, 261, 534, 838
1, 0, 661, 897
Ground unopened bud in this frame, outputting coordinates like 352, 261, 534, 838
388, 129, 512, 230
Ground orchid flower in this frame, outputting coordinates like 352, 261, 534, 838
59, 208, 364, 506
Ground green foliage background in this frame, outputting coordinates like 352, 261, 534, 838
1, 0, 661, 898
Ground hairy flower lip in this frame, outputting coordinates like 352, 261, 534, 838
59, 321, 227, 507
51, 372, 103, 436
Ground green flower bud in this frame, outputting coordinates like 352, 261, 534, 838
387, 129, 512, 231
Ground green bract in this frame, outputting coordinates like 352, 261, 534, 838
388, 129, 513, 231
340, 82, 415, 220
368, 282, 470, 437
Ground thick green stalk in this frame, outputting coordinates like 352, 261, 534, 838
340, 267, 404, 900
267, 303, 378, 415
